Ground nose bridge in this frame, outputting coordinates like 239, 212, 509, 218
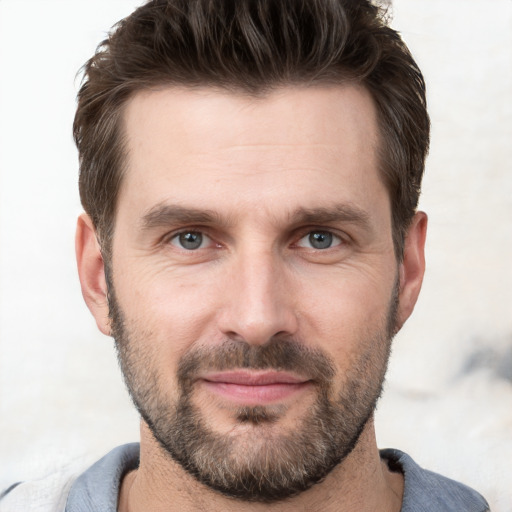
218, 242, 297, 344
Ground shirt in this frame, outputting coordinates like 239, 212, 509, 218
0, 443, 490, 511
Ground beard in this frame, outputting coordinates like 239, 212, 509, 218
108, 275, 399, 503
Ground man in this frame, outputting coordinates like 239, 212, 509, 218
0, 0, 490, 511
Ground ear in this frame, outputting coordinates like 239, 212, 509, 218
75, 213, 111, 336
396, 211, 428, 331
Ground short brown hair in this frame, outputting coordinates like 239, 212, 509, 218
74, 0, 429, 257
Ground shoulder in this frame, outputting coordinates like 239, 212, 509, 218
0, 444, 140, 512
65, 443, 139, 512
380, 448, 490, 512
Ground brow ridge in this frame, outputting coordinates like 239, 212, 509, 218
141, 204, 226, 230
140, 202, 371, 231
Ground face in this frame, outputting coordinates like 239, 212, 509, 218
77, 85, 425, 502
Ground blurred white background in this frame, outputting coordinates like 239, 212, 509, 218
0, 0, 511, 510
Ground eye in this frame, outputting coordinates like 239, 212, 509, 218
296, 230, 342, 250
170, 231, 210, 250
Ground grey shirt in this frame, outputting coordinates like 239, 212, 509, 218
1, 443, 490, 511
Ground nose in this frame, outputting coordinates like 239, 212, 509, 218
217, 247, 299, 345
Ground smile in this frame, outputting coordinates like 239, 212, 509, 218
200, 371, 313, 405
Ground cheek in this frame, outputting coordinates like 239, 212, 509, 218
114, 264, 224, 357
297, 269, 395, 362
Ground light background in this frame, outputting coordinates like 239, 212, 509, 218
0, 0, 511, 510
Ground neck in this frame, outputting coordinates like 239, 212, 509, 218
118, 419, 403, 512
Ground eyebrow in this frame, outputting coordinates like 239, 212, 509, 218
140, 202, 372, 231
140, 204, 229, 230
289, 204, 372, 230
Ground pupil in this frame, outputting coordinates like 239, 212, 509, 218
179, 232, 202, 249
309, 231, 332, 249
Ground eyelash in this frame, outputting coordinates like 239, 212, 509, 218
295, 230, 344, 250
166, 230, 215, 250
165, 227, 348, 252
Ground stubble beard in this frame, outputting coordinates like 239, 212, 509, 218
108, 275, 399, 503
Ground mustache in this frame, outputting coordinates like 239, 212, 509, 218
177, 338, 336, 388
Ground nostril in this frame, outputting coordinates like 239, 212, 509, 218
217, 312, 299, 347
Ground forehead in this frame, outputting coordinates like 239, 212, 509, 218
118, 84, 385, 220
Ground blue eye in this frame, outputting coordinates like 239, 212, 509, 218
171, 231, 207, 250
297, 231, 342, 250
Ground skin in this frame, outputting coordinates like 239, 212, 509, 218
76, 84, 427, 511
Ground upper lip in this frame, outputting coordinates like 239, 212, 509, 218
201, 370, 309, 386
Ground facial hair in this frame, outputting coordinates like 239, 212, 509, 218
108, 274, 399, 503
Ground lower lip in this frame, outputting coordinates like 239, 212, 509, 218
201, 380, 311, 405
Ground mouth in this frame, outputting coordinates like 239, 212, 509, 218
199, 370, 313, 405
